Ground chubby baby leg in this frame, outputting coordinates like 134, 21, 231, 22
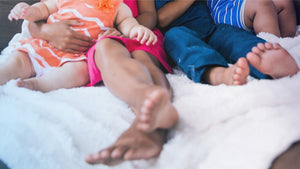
244, 0, 281, 36
0, 50, 35, 85
272, 0, 297, 37
17, 61, 89, 92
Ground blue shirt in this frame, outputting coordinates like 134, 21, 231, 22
206, 0, 250, 31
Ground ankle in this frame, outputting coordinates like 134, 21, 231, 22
205, 67, 226, 85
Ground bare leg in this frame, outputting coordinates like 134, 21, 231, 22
0, 51, 35, 85
272, 0, 297, 37
246, 42, 299, 79
85, 120, 166, 165
271, 141, 300, 169
131, 50, 171, 93
85, 38, 178, 165
131, 50, 177, 132
17, 61, 89, 92
244, 0, 281, 36
93, 39, 178, 132
204, 57, 250, 86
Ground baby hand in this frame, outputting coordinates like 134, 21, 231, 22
129, 25, 157, 46
8, 2, 33, 21
98, 28, 123, 39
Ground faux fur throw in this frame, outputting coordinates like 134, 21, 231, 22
0, 25, 300, 169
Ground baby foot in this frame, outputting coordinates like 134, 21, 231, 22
246, 42, 299, 79
16, 78, 39, 91
231, 57, 250, 85
209, 57, 250, 85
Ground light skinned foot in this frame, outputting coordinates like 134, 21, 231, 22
208, 57, 250, 85
85, 123, 166, 165
136, 87, 178, 133
16, 78, 39, 91
246, 42, 299, 79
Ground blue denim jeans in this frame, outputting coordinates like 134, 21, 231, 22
209, 24, 270, 79
156, 0, 271, 83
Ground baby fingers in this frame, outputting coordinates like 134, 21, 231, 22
135, 28, 145, 42
8, 2, 31, 21
139, 30, 149, 44
146, 33, 157, 46
8, 10, 23, 21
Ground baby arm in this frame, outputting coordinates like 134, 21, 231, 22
157, 0, 195, 28
135, 0, 157, 30
8, 0, 58, 22
115, 3, 157, 45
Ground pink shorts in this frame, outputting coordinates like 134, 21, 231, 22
86, 28, 172, 86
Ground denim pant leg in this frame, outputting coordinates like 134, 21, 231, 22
164, 26, 228, 83
208, 24, 272, 79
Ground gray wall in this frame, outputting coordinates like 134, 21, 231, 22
0, 0, 38, 51
295, 0, 300, 24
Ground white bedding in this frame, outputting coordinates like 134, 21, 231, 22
0, 25, 300, 169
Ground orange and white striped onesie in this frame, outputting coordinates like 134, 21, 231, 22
15, 0, 122, 76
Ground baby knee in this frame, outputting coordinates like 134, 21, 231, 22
74, 62, 89, 82
67, 61, 88, 75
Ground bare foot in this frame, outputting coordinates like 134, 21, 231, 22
271, 142, 300, 169
246, 42, 299, 79
208, 57, 250, 85
136, 87, 178, 132
85, 122, 166, 165
16, 78, 39, 91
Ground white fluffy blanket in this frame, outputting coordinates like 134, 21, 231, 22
1, 25, 300, 169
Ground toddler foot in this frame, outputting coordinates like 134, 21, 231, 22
85, 124, 165, 165
246, 42, 299, 79
137, 87, 178, 133
208, 57, 250, 85
231, 57, 250, 85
